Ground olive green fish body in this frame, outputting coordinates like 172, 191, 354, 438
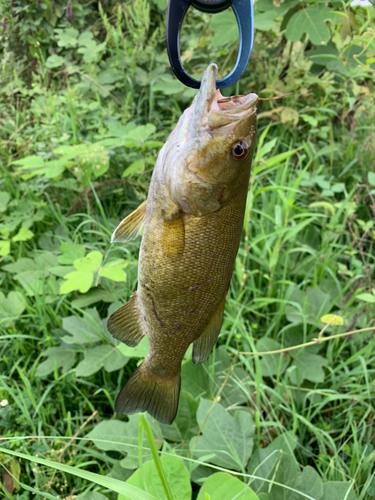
108, 64, 258, 424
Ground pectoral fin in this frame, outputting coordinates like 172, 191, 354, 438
107, 292, 146, 347
192, 295, 226, 364
111, 200, 147, 243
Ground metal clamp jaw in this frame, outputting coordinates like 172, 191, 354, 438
166, 0, 254, 89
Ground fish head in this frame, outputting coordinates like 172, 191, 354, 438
162, 64, 258, 216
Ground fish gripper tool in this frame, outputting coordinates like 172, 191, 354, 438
166, 0, 254, 89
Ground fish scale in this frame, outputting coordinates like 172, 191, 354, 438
108, 64, 258, 424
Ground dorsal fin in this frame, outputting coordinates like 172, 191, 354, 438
111, 200, 147, 243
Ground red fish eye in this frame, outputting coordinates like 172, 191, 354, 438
231, 141, 248, 160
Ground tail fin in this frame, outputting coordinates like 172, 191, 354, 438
115, 363, 181, 424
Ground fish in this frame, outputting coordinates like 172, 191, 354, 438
108, 64, 258, 424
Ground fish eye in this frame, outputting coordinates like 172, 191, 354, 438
231, 141, 248, 160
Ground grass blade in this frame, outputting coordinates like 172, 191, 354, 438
0, 446, 157, 500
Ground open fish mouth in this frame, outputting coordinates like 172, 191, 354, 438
189, 64, 258, 133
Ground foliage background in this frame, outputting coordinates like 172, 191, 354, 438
0, 0, 374, 498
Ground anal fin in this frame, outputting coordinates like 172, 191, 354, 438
111, 200, 146, 243
193, 295, 226, 364
107, 292, 146, 347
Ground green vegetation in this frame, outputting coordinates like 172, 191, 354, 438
0, 0, 374, 498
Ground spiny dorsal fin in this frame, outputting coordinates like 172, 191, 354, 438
111, 200, 147, 243
107, 292, 146, 347
192, 295, 226, 364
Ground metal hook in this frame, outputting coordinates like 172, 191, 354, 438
166, 0, 254, 89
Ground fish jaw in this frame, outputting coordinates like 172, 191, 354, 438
162, 64, 258, 217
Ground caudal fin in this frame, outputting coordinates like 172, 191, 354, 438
115, 363, 181, 424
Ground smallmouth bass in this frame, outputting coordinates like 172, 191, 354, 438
108, 64, 257, 424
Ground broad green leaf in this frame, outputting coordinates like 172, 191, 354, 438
159, 390, 199, 442
307, 43, 345, 73
289, 351, 328, 384
56, 27, 79, 47
72, 288, 118, 308
12, 155, 44, 168
36, 347, 77, 377
181, 359, 209, 399
0, 446, 157, 500
267, 454, 299, 499
286, 7, 334, 45
62, 309, 103, 344
74, 251, 103, 272
0, 291, 25, 325
45, 54, 65, 68
153, 77, 185, 95
117, 336, 149, 358
320, 314, 344, 325
289, 466, 323, 500
356, 293, 375, 303
126, 124, 156, 144
0, 191, 10, 212
247, 432, 298, 494
99, 259, 128, 282
122, 159, 145, 178
198, 472, 259, 500
119, 455, 191, 500
87, 415, 163, 469
321, 482, 357, 500
12, 227, 34, 242
210, 10, 238, 47
368, 172, 375, 186
190, 400, 254, 470
285, 286, 331, 325
0, 240, 10, 256
256, 338, 289, 377
58, 242, 86, 265
75, 344, 128, 377
60, 270, 93, 294
77, 493, 108, 500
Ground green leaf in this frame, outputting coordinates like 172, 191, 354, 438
368, 172, 375, 186
0, 291, 25, 325
74, 251, 103, 272
0, 446, 157, 500
289, 466, 323, 500
36, 347, 77, 377
320, 314, 344, 325
289, 351, 328, 384
0, 191, 10, 212
77, 493, 108, 500
126, 124, 156, 144
55, 27, 79, 47
321, 482, 357, 500
12, 155, 44, 168
99, 260, 128, 282
45, 54, 65, 68
75, 344, 128, 377
0, 240, 10, 256
285, 7, 334, 45
119, 455, 191, 500
62, 309, 103, 345
247, 432, 298, 494
257, 338, 290, 377
87, 415, 163, 469
210, 10, 238, 47
356, 293, 375, 303
60, 270, 94, 294
58, 242, 86, 265
190, 400, 254, 470
122, 159, 145, 178
153, 77, 186, 95
159, 390, 199, 442
117, 335, 149, 358
12, 227, 34, 242
198, 472, 259, 500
